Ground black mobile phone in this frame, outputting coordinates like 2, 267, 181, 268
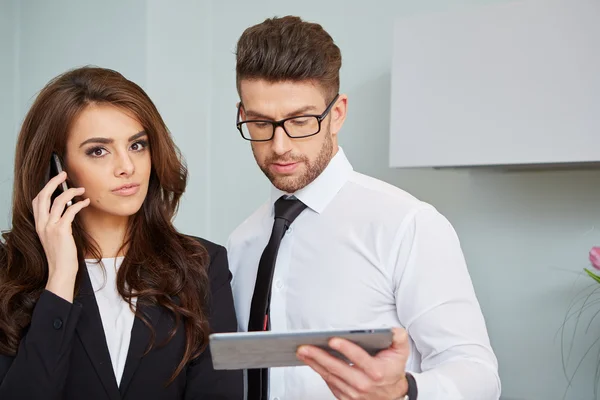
49, 152, 73, 207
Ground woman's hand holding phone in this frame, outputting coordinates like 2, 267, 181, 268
32, 171, 90, 302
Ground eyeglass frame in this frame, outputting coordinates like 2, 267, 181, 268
236, 93, 340, 142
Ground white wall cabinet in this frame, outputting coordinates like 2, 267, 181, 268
389, 0, 600, 168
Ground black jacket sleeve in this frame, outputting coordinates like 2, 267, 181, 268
0, 289, 83, 399
184, 244, 244, 399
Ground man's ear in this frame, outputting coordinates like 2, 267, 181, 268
330, 94, 348, 137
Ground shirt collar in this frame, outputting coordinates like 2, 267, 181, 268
270, 146, 353, 215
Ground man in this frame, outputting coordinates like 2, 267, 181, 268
227, 15, 501, 400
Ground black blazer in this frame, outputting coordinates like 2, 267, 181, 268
0, 237, 243, 399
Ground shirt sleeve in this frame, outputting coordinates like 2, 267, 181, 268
392, 206, 501, 400
0, 290, 83, 399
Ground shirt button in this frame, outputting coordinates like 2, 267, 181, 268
272, 397, 280, 400
275, 279, 283, 290
53, 318, 63, 330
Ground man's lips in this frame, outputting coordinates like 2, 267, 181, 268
270, 161, 299, 174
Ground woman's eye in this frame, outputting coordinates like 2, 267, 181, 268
86, 147, 108, 157
131, 140, 148, 152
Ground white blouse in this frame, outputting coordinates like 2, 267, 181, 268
86, 257, 136, 386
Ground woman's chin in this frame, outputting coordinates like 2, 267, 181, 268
84, 202, 144, 219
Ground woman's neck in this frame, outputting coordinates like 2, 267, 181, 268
79, 208, 130, 258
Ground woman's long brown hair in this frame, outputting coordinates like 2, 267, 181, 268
0, 66, 210, 382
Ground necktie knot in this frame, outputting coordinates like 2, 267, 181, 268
274, 196, 307, 226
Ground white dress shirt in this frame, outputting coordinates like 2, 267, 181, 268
86, 257, 136, 386
227, 147, 501, 400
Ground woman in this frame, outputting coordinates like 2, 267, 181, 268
0, 66, 243, 399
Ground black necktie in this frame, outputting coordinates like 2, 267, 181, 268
247, 196, 307, 400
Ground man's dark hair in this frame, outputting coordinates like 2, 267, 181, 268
236, 15, 341, 101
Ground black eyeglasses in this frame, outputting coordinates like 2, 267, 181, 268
236, 94, 340, 142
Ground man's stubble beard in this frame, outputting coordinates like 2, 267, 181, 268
253, 128, 334, 194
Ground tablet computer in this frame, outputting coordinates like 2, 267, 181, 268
209, 328, 393, 370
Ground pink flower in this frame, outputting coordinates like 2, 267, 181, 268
590, 247, 600, 270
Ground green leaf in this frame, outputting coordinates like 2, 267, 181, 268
584, 268, 600, 284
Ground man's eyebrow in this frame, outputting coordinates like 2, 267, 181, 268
243, 106, 319, 120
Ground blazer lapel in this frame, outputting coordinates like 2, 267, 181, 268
75, 263, 121, 400
118, 303, 163, 397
